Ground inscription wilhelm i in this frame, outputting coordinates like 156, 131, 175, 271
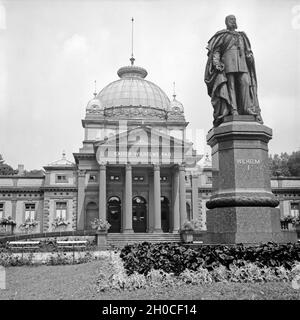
236, 159, 261, 170
236, 159, 261, 165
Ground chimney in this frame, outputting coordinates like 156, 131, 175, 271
18, 164, 24, 175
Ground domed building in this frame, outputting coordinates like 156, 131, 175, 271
74, 58, 201, 237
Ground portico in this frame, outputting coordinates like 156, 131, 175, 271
95, 163, 187, 233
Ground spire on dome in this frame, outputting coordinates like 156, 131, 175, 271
130, 17, 135, 66
93, 80, 97, 97
173, 81, 176, 100
170, 81, 184, 113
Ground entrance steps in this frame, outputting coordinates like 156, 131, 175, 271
107, 232, 181, 248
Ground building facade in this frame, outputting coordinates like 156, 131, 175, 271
0, 61, 300, 235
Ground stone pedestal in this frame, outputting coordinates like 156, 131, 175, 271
96, 230, 108, 248
206, 115, 297, 244
180, 230, 194, 243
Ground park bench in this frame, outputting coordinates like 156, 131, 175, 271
56, 240, 88, 249
7, 241, 41, 249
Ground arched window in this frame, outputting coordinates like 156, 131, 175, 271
107, 196, 121, 232
108, 196, 121, 204
132, 196, 147, 204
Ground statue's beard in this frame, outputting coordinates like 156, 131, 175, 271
227, 22, 238, 30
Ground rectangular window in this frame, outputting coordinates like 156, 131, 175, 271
0, 203, 4, 219
133, 176, 144, 182
207, 176, 212, 184
56, 175, 68, 183
89, 174, 97, 182
25, 203, 36, 221
109, 175, 120, 181
56, 202, 67, 220
291, 203, 300, 218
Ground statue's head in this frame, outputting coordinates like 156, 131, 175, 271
225, 15, 237, 30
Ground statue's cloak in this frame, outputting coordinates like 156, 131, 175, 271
204, 29, 262, 126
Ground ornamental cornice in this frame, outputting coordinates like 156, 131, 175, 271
0, 187, 43, 193
104, 106, 167, 120
41, 186, 78, 192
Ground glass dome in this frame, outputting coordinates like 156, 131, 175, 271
97, 65, 170, 110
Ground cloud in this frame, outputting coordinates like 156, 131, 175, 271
62, 34, 88, 56
0, 2, 6, 30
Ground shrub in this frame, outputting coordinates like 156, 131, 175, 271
46, 252, 72, 265
120, 242, 300, 276
179, 268, 213, 285
0, 252, 33, 267
211, 265, 229, 282
146, 269, 176, 288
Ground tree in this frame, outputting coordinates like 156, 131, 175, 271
0, 154, 17, 175
269, 152, 291, 177
287, 151, 300, 176
0, 163, 16, 175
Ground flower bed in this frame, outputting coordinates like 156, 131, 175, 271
96, 252, 300, 292
19, 220, 39, 233
94, 242, 300, 292
120, 242, 300, 276
0, 216, 16, 227
0, 238, 97, 254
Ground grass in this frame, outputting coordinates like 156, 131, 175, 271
0, 259, 300, 300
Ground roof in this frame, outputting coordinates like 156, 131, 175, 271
96, 64, 171, 110
46, 151, 75, 168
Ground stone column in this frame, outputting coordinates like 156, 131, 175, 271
148, 171, 154, 232
191, 174, 199, 220
11, 199, 17, 221
179, 164, 187, 227
123, 164, 133, 233
99, 164, 106, 221
11, 199, 17, 234
153, 164, 162, 232
77, 170, 86, 230
172, 166, 180, 233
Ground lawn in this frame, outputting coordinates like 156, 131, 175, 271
0, 259, 299, 300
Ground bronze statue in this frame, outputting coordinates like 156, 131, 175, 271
205, 15, 263, 127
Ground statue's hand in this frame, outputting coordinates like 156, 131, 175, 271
246, 53, 254, 64
215, 62, 225, 72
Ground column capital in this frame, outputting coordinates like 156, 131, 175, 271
179, 164, 186, 171
153, 164, 160, 171
78, 169, 86, 177
99, 164, 106, 171
125, 164, 132, 171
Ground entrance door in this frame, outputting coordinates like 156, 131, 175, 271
85, 202, 98, 230
107, 196, 121, 233
132, 196, 147, 233
161, 196, 170, 233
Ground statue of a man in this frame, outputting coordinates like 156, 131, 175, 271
204, 15, 263, 127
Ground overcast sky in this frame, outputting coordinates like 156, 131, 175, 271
0, 0, 299, 170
